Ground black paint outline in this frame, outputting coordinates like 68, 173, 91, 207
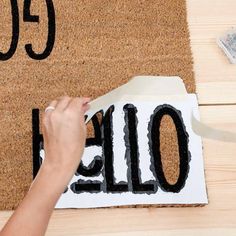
71, 180, 101, 193
102, 106, 129, 192
32, 108, 43, 178
69, 112, 104, 191
123, 104, 157, 194
0, 0, 19, 61
148, 104, 191, 193
24, 0, 56, 60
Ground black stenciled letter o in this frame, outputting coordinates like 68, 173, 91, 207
148, 104, 191, 193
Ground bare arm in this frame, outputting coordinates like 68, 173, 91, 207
0, 96, 90, 236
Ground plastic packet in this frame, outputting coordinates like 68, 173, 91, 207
217, 28, 236, 64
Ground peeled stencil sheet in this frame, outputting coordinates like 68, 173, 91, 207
87, 76, 236, 143
39, 76, 236, 208
50, 76, 209, 208
86, 76, 187, 122
46, 91, 208, 208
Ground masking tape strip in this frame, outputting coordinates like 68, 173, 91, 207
86, 76, 236, 143
86, 76, 187, 121
191, 114, 236, 143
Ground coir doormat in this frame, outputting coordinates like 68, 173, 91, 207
0, 0, 195, 210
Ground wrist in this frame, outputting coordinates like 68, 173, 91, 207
36, 161, 73, 193
42, 155, 75, 178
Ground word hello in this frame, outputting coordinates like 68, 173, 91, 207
32, 103, 190, 194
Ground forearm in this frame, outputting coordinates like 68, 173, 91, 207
0, 96, 88, 236
0, 160, 72, 236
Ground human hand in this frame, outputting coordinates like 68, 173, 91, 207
0, 96, 91, 236
41, 96, 90, 183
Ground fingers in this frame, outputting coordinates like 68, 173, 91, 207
45, 96, 74, 114
68, 97, 91, 114
45, 96, 91, 117
82, 102, 90, 113
48, 99, 58, 110
81, 97, 91, 104
55, 96, 72, 111
43, 99, 58, 120
81, 97, 91, 113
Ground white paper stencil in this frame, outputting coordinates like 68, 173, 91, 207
38, 76, 208, 208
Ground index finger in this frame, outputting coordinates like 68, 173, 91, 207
68, 97, 91, 113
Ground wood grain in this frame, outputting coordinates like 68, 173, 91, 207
188, 0, 236, 104
1, 106, 236, 235
1, 0, 236, 235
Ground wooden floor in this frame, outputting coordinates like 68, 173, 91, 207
1, 0, 236, 235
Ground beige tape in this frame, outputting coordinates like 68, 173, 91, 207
86, 76, 187, 121
86, 76, 236, 143
191, 114, 236, 143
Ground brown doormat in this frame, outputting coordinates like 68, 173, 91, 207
0, 0, 195, 210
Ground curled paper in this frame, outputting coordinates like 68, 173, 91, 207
39, 76, 210, 208
86, 75, 236, 143
191, 114, 236, 143
85, 76, 187, 122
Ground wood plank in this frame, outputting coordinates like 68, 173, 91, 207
1, 105, 236, 235
187, 0, 236, 104
1, 1, 236, 235
197, 82, 236, 105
